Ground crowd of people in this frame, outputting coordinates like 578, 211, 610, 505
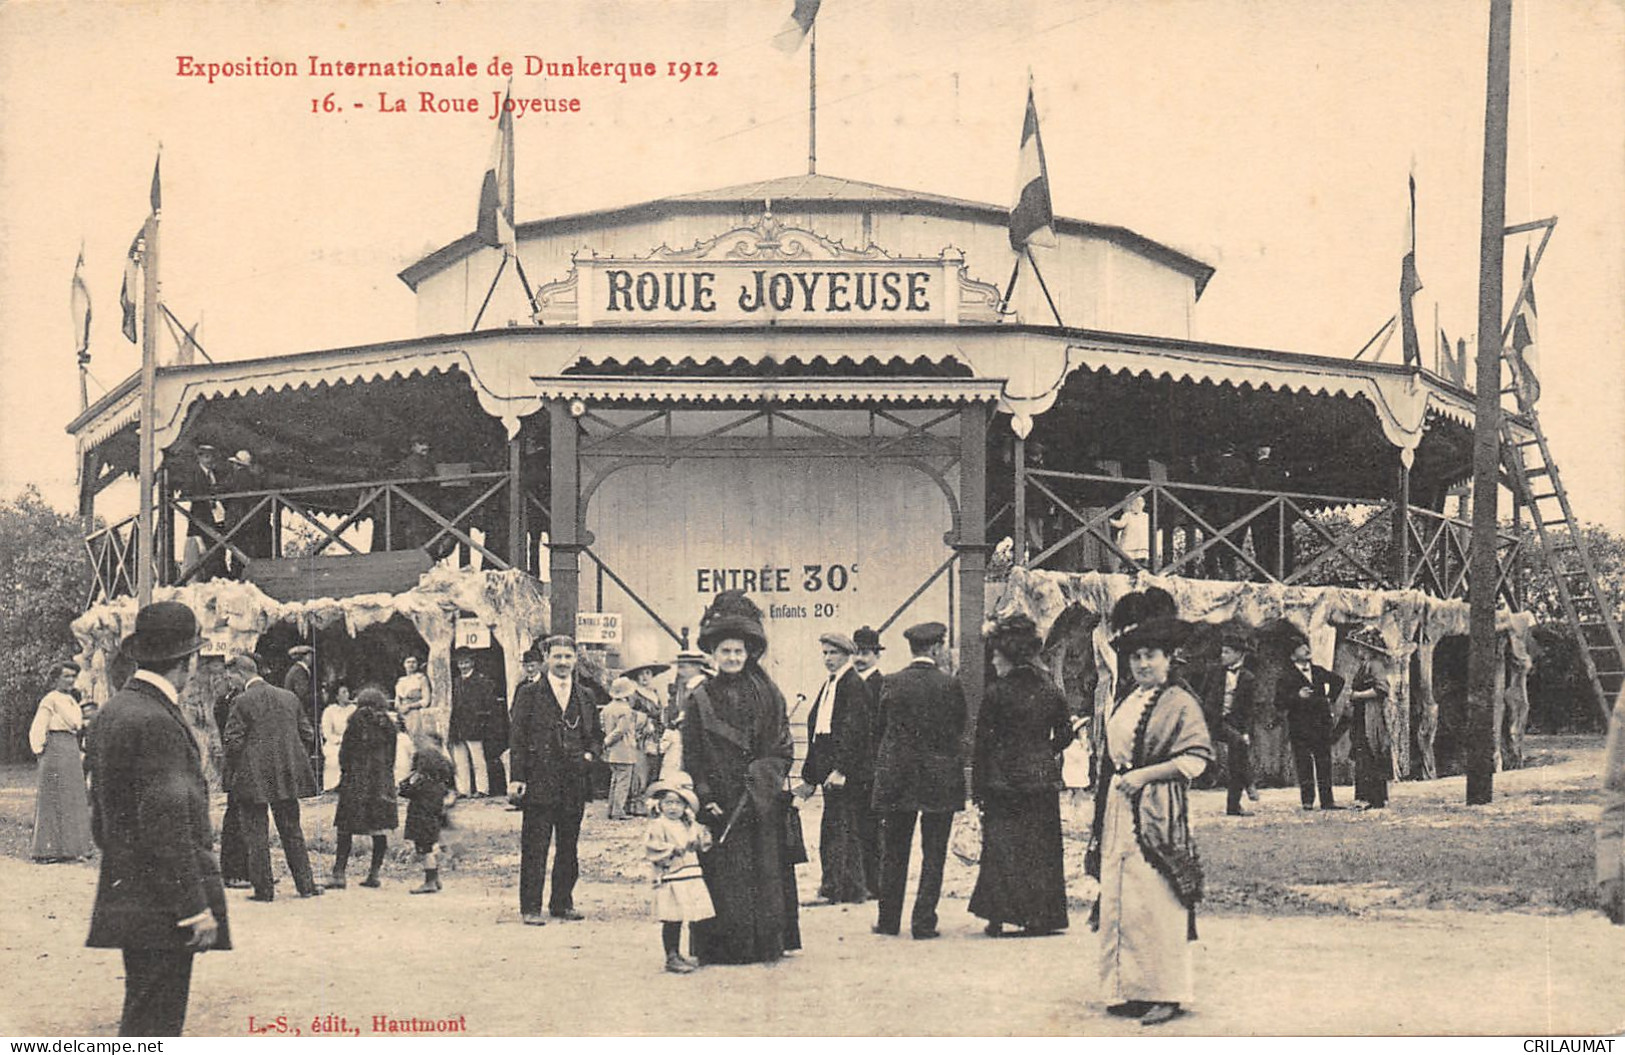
27, 585, 1625, 1035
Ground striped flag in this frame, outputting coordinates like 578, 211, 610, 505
1399, 173, 1423, 367
476, 83, 516, 252
71, 247, 92, 361
1510, 248, 1540, 406
119, 229, 142, 344
772, 0, 820, 53
1009, 84, 1055, 251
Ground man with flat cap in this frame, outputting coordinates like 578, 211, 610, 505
870, 621, 966, 938
509, 635, 603, 924
802, 631, 872, 903
851, 625, 886, 896
87, 601, 231, 1035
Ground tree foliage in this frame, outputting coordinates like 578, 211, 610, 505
0, 487, 88, 763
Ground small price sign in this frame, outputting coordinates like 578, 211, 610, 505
575, 612, 623, 645
454, 617, 491, 650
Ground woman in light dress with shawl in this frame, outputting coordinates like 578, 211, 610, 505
1088, 589, 1213, 1026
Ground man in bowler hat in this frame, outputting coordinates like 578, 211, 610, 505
870, 621, 966, 939
509, 635, 603, 924
87, 601, 231, 1035
1275, 635, 1346, 810
1203, 629, 1260, 816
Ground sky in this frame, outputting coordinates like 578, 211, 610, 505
1, 0, 1621, 529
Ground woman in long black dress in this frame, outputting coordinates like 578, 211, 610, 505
970, 613, 1073, 937
682, 590, 802, 964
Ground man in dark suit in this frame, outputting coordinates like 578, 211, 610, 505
449, 648, 501, 797
802, 632, 872, 903
1275, 636, 1346, 810
509, 636, 602, 925
211, 682, 250, 889
851, 625, 886, 896
87, 601, 231, 1036
869, 621, 965, 939
1203, 630, 1260, 816
222, 654, 322, 899
181, 444, 229, 581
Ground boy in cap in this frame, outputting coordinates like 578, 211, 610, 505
803, 632, 872, 903
601, 677, 643, 820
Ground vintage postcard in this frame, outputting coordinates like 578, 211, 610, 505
1, 0, 1622, 1040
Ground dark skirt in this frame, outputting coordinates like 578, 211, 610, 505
33, 731, 93, 860
816, 785, 870, 902
692, 808, 801, 964
969, 790, 1069, 931
1352, 746, 1390, 807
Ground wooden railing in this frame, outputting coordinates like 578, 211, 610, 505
85, 514, 143, 607
1017, 470, 1522, 602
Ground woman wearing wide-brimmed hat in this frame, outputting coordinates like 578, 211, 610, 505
29, 660, 94, 861
1088, 591, 1214, 1026
680, 591, 801, 964
969, 613, 1073, 938
1344, 626, 1392, 810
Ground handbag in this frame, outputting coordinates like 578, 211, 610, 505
782, 792, 808, 866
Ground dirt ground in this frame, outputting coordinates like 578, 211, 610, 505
3, 743, 1623, 1037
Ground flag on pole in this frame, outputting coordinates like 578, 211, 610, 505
772, 0, 820, 53
119, 229, 142, 344
71, 247, 93, 361
476, 83, 516, 253
1398, 172, 1423, 367
1009, 83, 1055, 251
1510, 247, 1541, 406
150, 155, 161, 212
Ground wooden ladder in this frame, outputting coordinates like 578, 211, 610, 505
1499, 363, 1625, 722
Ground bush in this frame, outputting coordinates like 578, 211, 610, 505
0, 487, 88, 763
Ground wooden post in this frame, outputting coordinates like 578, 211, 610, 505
157, 465, 173, 586
548, 401, 581, 637
508, 434, 523, 569
136, 210, 159, 606
957, 404, 989, 728
1013, 433, 1026, 564
1394, 459, 1411, 587
1467, 0, 1513, 805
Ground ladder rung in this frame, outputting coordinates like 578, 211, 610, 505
1530, 492, 1559, 501
1540, 520, 1568, 528
1524, 466, 1551, 478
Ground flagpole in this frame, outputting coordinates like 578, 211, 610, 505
137, 153, 161, 606
807, 22, 817, 175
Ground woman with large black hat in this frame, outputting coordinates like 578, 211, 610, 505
969, 613, 1073, 938
681, 590, 802, 964
1088, 590, 1214, 1026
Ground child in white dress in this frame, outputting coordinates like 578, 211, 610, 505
644, 780, 714, 973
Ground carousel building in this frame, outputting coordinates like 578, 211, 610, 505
67, 171, 1542, 785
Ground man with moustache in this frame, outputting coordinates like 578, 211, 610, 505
802, 632, 872, 904
509, 636, 603, 925
1274, 635, 1346, 811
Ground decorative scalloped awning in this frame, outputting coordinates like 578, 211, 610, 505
530, 375, 1004, 405
71, 325, 1496, 465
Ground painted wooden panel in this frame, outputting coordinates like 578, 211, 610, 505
413, 207, 1198, 339
582, 454, 956, 725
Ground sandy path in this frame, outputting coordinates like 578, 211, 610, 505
3, 850, 1621, 1037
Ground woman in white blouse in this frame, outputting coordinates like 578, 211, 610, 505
1087, 590, 1213, 1026
320, 686, 358, 792
394, 654, 431, 740
29, 661, 94, 861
